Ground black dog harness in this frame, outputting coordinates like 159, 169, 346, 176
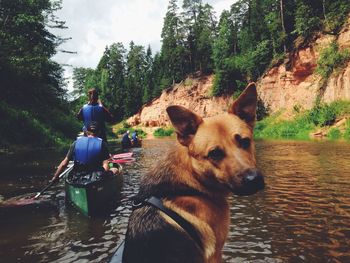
108, 196, 203, 263
137, 196, 203, 249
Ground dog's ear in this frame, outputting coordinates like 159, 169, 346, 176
228, 82, 257, 128
166, 105, 203, 146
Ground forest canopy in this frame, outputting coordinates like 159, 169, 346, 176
73, 0, 350, 121
1, 0, 349, 148
0, 0, 79, 148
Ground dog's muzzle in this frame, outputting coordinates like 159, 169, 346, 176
231, 169, 265, 196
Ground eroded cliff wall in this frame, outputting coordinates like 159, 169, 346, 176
259, 15, 350, 113
128, 16, 350, 127
127, 75, 232, 127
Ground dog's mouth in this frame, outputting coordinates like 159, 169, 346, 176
229, 169, 265, 196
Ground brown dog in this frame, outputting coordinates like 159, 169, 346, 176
122, 83, 264, 263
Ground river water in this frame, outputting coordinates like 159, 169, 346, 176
0, 139, 350, 263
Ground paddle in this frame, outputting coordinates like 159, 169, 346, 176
34, 164, 74, 199
109, 157, 136, 164
112, 152, 133, 159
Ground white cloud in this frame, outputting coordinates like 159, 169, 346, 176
51, 0, 234, 90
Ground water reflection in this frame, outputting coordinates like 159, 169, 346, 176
0, 139, 350, 262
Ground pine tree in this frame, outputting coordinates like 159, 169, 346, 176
95, 43, 126, 120
0, 0, 67, 107
124, 42, 147, 116
160, 0, 186, 84
142, 45, 154, 104
195, 3, 217, 73
212, 10, 234, 96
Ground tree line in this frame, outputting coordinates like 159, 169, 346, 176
73, 0, 350, 122
0, 0, 349, 147
0, 0, 79, 147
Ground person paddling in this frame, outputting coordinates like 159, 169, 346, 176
131, 130, 139, 146
77, 88, 113, 142
121, 130, 132, 149
51, 121, 117, 182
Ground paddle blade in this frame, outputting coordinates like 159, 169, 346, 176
1, 194, 41, 208
0, 193, 58, 215
112, 152, 133, 159
109, 157, 135, 164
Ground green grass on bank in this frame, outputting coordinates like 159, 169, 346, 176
254, 100, 350, 140
153, 127, 174, 137
114, 122, 147, 138
112, 100, 350, 142
0, 102, 79, 150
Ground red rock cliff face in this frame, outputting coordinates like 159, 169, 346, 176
258, 15, 350, 113
128, 16, 350, 126
127, 75, 232, 127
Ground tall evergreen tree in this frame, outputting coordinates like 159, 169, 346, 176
181, 0, 203, 72
212, 10, 235, 96
124, 42, 147, 116
160, 0, 186, 84
151, 52, 165, 98
0, 0, 81, 146
96, 42, 126, 120
72, 67, 93, 98
195, 3, 217, 73
142, 45, 154, 104
0, 0, 67, 107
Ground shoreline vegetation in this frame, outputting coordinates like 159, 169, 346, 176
255, 100, 350, 141
2, 1, 350, 154
111, 99, 350, 142
2, 98, 350, 155
0, 102, 79, 154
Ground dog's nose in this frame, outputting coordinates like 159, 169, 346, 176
233, 169, 265, 196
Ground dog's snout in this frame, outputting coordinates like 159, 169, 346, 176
233, 169, 265, 196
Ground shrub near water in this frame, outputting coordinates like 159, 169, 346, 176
254, 101, 350, 140
327, 128, 342, 140
153, 128, 174, 137
307, 103, 337, 126
115, 123, 147, 138
254, 113, 314, 140
343, 120, 350, 140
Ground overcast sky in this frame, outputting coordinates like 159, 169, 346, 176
51, 0, 234, 90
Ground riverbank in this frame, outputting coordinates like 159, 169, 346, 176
114, 100, 350, 142
0, 102, 79, 154
254, 100, 350, 141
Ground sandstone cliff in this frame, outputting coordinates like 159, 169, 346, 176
127, 75, 232, 127
259, 15, 350, 113
128, 16, 350, 127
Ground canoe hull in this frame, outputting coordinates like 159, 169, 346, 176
65, 170, 123, 216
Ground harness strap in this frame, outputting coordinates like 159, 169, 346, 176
141, 196, 203, 250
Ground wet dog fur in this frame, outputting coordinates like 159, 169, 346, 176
122, 83, 265, 263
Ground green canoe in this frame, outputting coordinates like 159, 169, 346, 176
65, 164, 123, 216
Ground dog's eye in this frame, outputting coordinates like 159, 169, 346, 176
208, 148, 225, 161
235, 134, 251, 149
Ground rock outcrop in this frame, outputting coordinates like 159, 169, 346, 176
259, 15, 350, 113
127, 75, 232, 127
127, 15, 350, 127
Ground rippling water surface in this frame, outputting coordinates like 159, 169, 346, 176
0, 139, 350, 262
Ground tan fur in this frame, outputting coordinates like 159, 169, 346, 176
125, 83, 263, 263
161, 83, 261, 263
